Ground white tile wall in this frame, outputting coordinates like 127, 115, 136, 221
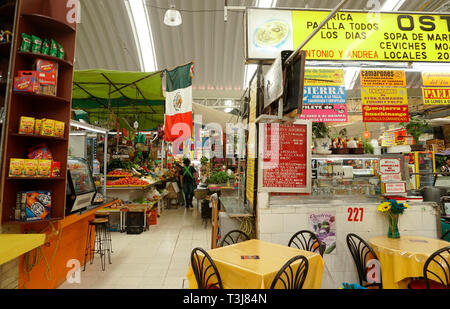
258, 202, 441, 289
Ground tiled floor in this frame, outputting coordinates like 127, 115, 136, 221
58, 205, 211, 289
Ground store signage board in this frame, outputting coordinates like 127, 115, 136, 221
422, 87, 450, 105
263, 53, 284, 109
304, 69, 345, 86
258, 121, 312, 193
246, 8, 450, 62
360, 70, 406, 87
422, 72, 450, 87
379, 158, 402, 182
381, 182, 407, 195
361, 87, 408, 106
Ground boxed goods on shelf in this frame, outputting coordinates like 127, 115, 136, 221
40, 118, 55, 136
9, 159, 24, 177
23, 159, 38, 177
37, 159, 52, 177
13, 74, 40, 93
19, 116, 35, 134
15, 191, 52, 221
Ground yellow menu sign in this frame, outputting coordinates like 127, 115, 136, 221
423, 87, 450, 105
422, 72, 450, 87
361, 87, 408, 105
360, 70, 406, 87
304, 69, 345, 86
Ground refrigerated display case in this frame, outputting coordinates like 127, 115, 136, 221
66, 157, 97, 215
311, 154, 409, 197
407, 151, 436, 190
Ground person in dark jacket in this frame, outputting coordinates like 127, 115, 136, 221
181, 158, 197, 209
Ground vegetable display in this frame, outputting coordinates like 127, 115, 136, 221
106, 177, 149, 187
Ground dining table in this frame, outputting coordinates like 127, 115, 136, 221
186, 239, 324, 289
369, 235, 450, 289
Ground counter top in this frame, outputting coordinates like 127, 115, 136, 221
0, 234, 46, 265
62, 199, 119, 228
219, 196, 252, 217
268, 195, 438, 207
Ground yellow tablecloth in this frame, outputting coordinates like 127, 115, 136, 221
187, 239, 324, 289
369, 235, 450, 289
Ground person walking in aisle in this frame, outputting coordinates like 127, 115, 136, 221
181, 158, 197, 209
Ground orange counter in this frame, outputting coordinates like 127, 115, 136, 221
18, 200, 117, 289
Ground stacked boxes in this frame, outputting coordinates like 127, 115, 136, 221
426, 139, 445, 152
13, 58, 58, 96
15, 191, 52, 221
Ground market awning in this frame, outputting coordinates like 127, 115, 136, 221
72, 69, 165, 131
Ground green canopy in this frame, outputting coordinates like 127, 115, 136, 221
72, 69, 166, 131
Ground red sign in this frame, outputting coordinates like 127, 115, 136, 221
362, 105, 409, 122
262, 124, 307, 188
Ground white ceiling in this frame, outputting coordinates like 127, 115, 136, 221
74, 0, 448, 101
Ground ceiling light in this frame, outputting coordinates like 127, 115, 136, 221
381, 0, 406, 11
256, 0, 278, 8
164, 3, 182, 26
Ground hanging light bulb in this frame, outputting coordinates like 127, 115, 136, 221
164, 1, 182, 27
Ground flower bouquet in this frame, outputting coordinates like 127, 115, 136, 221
377, 199, 409, 239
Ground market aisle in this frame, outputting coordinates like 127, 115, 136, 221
58, 205, 210, 289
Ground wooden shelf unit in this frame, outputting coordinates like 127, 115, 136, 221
0, 0, 77, 224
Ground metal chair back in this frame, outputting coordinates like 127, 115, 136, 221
423, 246, 450, 289
270, 255, 309, 289
219, 229, 250, 247
288, 230, 326, 256
346, 233, 383, 289
441, 230, 450, 241
190, 247, 223, 289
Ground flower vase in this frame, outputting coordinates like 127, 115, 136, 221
387, 214, 400, 239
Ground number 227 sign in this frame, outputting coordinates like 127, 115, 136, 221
348, 207, 364, 222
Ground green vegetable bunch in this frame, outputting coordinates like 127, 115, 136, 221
401, 116, 431, 144
206, 171, 234, 184
200, 156, 209, 166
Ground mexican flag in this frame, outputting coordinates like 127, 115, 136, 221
164, 63, 194, 142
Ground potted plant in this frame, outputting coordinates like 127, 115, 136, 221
401, 117, 431, 151
312, 123, 331, 154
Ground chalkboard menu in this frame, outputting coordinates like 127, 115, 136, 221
258, 122, 312, 193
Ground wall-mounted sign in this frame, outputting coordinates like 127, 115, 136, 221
381, 181, 407, 196
422, 87, 450, 105
380, 158, 402, 182
258, 121, 312, 193
246, 8, 450, 62
361, 87, 408, 106
422, 72, 450, 87
263, 53, 284, 109
304, 69, 345, 86
360, 70, 406, 87
309, 212, 336, 255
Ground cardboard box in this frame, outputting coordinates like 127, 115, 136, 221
19, 116, 35, 135
37, 159, 52, 177
54, 120, 65, 138
17, 191, 51, 221
427, 144, 444, 153
13, 76, 40, 93
23, 159, 38, 177
40, 119, 55, 136
34, 119, 42, 135
50, 161, 61, 177
9, 159, 24, 177
426, 139, 445, 147
19, 69, 57, 96
34, 59, 58, 84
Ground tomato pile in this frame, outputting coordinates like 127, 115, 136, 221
108, 170, 132, 176
106, 177, 148, 186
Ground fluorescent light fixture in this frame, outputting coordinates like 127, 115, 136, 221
381, 0, 406, 11
70, 120, 108, 134
126, 0, 158, 72
256, 0, 278, 8
164, 3, 182, 26
224, 100, 234, 113
243, 64, 258, 90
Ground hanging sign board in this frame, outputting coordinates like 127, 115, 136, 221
304, 69, 345, 86
422, 87, 450, 105
379, 158, 402, 182
246, 8, 450, 62
361, 87, 408, 106
263, 53, 284, 109
360, 70, 406, 87
258, 121, 312, 193
422, 72, 450, 87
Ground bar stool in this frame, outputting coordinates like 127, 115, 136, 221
95, 213, 113, 253
83, 218, 112, 271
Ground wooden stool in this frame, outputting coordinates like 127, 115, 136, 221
83, 218, 112, 271
95, 213, 113, 253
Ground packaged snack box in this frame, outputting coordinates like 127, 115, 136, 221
40, 119, 55, 136
35, 58, 58, 82
18, 191, 52, 221
19, 116, 35, 135
13, 76, 40, 93
51, 161, 61, 177
37, 159, 52, 177
34, 119, 42, 135
54, 120, 65, 138
9, 159, 24, 177
23, 159, 38, 177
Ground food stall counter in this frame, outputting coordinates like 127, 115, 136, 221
0, 234, 46, 266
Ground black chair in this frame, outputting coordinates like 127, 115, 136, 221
270, 255, 309, 289
219, 229, 250, 247
346, 233, 383, 289
190, 247, 223, 289
288, 230, 326, 256
424, 246, 450, 289
441, 230, 450, 241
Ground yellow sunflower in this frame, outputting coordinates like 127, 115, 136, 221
377, 202, 391, 213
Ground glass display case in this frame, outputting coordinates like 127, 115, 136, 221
407, 151, 436, 190
312, 155, 381, 197
66, 157, 97, 215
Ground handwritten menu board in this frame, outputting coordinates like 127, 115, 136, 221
260, 123, 311, 192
